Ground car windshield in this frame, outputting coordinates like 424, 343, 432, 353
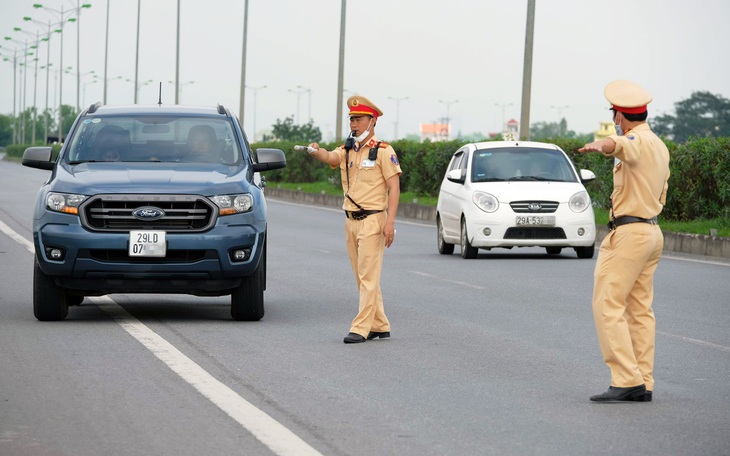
64, 115, 243, 165
471, 147, 577, 183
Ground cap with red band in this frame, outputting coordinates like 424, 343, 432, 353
604, 80, 652, 114
347, 95, 384, 119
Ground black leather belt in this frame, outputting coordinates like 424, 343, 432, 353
345, 209, 382, 220
609, 215, 658, 230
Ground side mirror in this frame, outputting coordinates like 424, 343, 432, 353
252, 148, 287, 172
22, 146, 55, 170
579, 169, 596, 183
446, 168, 465, 184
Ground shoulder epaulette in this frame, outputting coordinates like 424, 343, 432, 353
378, 142, 390, 148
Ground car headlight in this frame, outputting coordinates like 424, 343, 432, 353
472, 191, 498, 213
210, 194, 254, 215
569, 191, 591, 213
46, 192, 86, 215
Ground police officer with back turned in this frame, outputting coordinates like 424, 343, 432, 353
579, 80, 670, 403
306, 95, 402, 344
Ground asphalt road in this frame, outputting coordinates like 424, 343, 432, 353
1, 159, 729, 456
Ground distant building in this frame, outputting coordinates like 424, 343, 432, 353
420, 123, 451, 142
594, 121, 616, 141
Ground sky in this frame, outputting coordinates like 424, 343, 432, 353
1, 0, 729, 142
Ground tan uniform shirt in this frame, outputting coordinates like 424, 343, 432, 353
331, 135, 402, 211
605, 123, 670, 219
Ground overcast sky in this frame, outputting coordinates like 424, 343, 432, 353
1, 0, 729, 142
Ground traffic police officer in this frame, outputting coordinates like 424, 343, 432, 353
306, 95, 402, 344
579, 80, 670, 402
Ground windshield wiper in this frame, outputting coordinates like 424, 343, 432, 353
508, 176, 551, 181
474, 177, 506, 182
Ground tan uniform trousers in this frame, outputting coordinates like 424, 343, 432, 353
345, 211, 390, 338
593, 222, 664, 391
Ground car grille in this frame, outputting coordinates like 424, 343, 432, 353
510, 201, 559, 213
504, 227, 566, 239
79, 249, 215, 263
80, 194, 216, 232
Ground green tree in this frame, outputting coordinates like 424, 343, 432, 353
0, 114, 12, 146
266, 117, 322, 142
652, 91, 730, 142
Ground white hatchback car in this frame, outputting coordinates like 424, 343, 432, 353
436, 141, 597, 259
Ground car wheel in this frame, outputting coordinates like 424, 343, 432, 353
231, 239, 266, 321
546, 247, 562, 255
33, 258, 69, 321
460, 218, 478, 259
575, 244, 595, 259
437, 216, 454, 255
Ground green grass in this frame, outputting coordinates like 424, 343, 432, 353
270, 181, 728, 238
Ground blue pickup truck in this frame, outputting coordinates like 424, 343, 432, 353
22, 103, 286, 321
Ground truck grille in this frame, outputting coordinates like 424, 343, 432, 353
510, 201, 559, 213
80, 194, 217, 232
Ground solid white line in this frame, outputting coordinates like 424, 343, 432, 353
409, 270, 486, 290
657, 330, 730, 353
0, 219, 34, 254
92, 296, 322, 456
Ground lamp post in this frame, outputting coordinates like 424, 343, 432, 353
388, 96, 408, 139
23, 17, 59, 143
438, 99, 458, 139
245, 85, 266, 142
288, 86, 309, 124
550, 104, 569, 136
0, 47, 19, 143
31, 4, 79, 142
168, 80, 194, 103
495, 102, 513, 131
13, 27, 47, 144
4, 37, 31, 143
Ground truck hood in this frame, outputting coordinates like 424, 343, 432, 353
51, 162, 252, 196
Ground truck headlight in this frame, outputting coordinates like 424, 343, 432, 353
46, 192, 86, 215
211, 194, 253, 215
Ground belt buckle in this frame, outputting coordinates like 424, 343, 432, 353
353, 211, 367, 220
608, 220, 616, 230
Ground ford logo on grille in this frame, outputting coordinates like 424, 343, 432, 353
528, 202, 542, 211
132, 206, 165, 220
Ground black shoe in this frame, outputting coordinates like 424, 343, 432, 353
343, 332, 366, 344
629, 390, 653, 402
590, 385, 647, 402
367, 331, 391, 340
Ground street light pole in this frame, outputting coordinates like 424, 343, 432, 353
550, 104, 569, 136
288, 86, 309, 125
438, 99, 458, 139
335, 0, 346, 141
388, 96, 408, 139
134, 0, 141, 103
239, 0, 249, 122
519, 0, 536, 140
103, 0, 109, 104
246, 85, 267, 142
494, 102, 513, 131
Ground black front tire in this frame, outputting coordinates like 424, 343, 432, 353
33, 259, 69, 321
460, 218, 478, 259
575, 244, 595, 259
231, 240, 266, 321
437, 216, 454, 255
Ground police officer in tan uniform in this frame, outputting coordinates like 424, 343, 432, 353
579, 80, 670, 402
307, 95, 402, 344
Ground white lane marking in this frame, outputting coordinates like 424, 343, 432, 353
92, 296, 322, 456
0, 220, 321, 454
0, 219, 34, 253
409, 270, 486, 290
662, 254, 730, 267
657, 330, 730, 353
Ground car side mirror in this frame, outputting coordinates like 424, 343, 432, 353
252, 148, 287, 172
22, 146, 55, 170
446, 168, 465, 184
579, 169, 596, 183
